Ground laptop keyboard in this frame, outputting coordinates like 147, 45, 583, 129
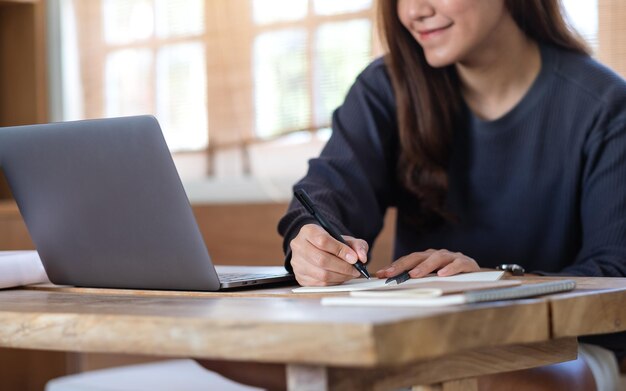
218, 272, 282, 282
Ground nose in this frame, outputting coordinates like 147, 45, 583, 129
401, 0, 435, 21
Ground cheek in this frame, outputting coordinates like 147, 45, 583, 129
396, 0, 412, 30
444, 1, 507, 48
442, 0, 506, 34
438, 0, 498, 13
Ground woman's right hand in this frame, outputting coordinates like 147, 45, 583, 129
289, 224, 369, 286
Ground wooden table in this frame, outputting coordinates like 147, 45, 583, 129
0, 276, 625, 390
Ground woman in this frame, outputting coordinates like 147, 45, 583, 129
276, 0, 626, 389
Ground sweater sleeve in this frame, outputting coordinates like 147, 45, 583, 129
277, 59, 398, 272
560, 114, 626, 277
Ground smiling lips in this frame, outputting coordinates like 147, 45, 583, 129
417, 24, 453, 40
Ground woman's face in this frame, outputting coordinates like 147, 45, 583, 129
397, 0, 510, 67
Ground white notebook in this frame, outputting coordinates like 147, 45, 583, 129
0, 251, 50, 289
292, 271, 505, 293
322, 280, 576, 307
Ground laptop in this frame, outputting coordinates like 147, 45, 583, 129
0, 115, 295, 290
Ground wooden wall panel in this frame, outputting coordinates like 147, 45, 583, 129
194, 202, 395, 271
0, 201, 35, 249
0, 1, 47, 127
0, 348, 73, 391
0, 0, 48, 200
0, 171, 12, 202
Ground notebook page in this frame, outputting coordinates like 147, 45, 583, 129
292, 271, 504, 293
321, 294, 467, 307
349, 280, 521, 298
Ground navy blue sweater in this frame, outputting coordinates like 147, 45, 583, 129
279, 44, 626, 278
279, 45, 626, 357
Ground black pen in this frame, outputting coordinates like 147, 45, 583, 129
294, 189, 370, 279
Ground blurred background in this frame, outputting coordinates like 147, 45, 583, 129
45, 0, 626, 200
48, 0, 379, 198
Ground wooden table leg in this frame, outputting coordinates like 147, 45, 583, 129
287, 365, 329, 391
287, 366, 480, 391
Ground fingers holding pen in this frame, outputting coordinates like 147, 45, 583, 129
290, 253, 360, 286
302, 224, 362, 265
343, 236, 369, 264
291, 190, 370, 285
290, 224, 362, 286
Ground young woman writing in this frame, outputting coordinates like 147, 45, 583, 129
276, 0, 626, 389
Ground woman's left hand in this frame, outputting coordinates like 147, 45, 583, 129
375, 249, 480, 279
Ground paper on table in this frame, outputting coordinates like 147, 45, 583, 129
0, 251, 50, 289
349, 280, 522, 298
322, 295, 468, 307
351, 288, 444, 298
291, 271, 504, 293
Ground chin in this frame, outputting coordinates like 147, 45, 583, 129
422, 45, 467, 68
423, 51, 457, 68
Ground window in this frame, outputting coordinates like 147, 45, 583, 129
251, 0, 373, 138
562, 0, 626, 80
562, 0, 599, 50
68, 0, 208, 151
55, 0, 376, 152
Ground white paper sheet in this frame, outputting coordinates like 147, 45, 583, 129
321, 294, 467, 307
0, 250, 50, 289
291, 271, 504, 293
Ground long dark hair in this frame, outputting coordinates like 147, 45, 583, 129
379, 0, 589, 226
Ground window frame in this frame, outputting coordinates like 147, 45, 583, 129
72, 0, 377, 153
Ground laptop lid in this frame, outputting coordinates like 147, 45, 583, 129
0, 116, 291, 291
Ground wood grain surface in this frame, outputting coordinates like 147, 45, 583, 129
1, 277, 624, 389
0, 290, 549, 367
503, 276, 626, 338
0, 0, 47, 128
